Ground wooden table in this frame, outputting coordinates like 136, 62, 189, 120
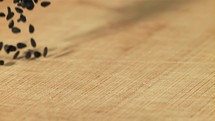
0, 0, 214, 120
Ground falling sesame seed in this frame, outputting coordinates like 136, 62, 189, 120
29, 24, 35, 33
9, 45, 17, 51
6, 12, 14, 20
25, 51, 32, 59
41, 1, 51, 7
0, 42, 3, 51
10, 45, 16, 50
15, 7, 23, 14
7, 6, 12, 13
13, 0, 19, 3
5, 45, 17, 54
30, 38, 37, 48
34, 51, 41, 58
17, 42, 27, 49
34, 0, 38, 4
13, 51, 20, 59
0, 60, 4, 65
0, 12, 5, 17
0, 0, 51, 64
25, 0, 35, 10
17, 14, 26, 23
4, 44, 9, 53
6, 7, 14, 20
12, 27, 21, 33
8, 20, 14, 28
43, 47, 48, 57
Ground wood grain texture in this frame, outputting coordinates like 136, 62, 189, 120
0, 0, 214, 121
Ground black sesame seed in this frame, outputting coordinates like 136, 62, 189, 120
0, 12, 5, 17
6, 7, 14, 20
13, 0, 19, 3
20, 1, 26, 8
29, 24, 34, 33
12, 27, 21, 33
0, 60, 4, 65
5, 45, 17, 54
17, 42, 27, 49
25, 51, 32, 59
7, 7, 12, 13
4, 44, 8, 49
17, 14, 26, 23
13, 51, 20, 59
17, 2, 25, 8
41, 1, 51, 7
0, 42, 3, 51
30, 38, 36, 48
6, 12, 14, 20
4, 44, 9, 53
25, 0, 35, 10
34, 0, 38, 4
43, 47, 48, 57
15, 7, 23, 14
8, 45, 17, 51
34, 51, 41, 58
8, 20, 14, 28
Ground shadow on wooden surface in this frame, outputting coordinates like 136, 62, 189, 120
64, 0, 191, 41
56, 0, 193, 58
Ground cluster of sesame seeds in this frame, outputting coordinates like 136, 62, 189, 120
0, 0, 51, 65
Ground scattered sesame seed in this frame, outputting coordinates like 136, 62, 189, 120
0, 0, 52, 65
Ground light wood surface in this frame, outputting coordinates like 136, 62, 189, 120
0, 0, 214, 121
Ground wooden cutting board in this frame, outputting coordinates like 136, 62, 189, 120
0, 0, 214, 120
